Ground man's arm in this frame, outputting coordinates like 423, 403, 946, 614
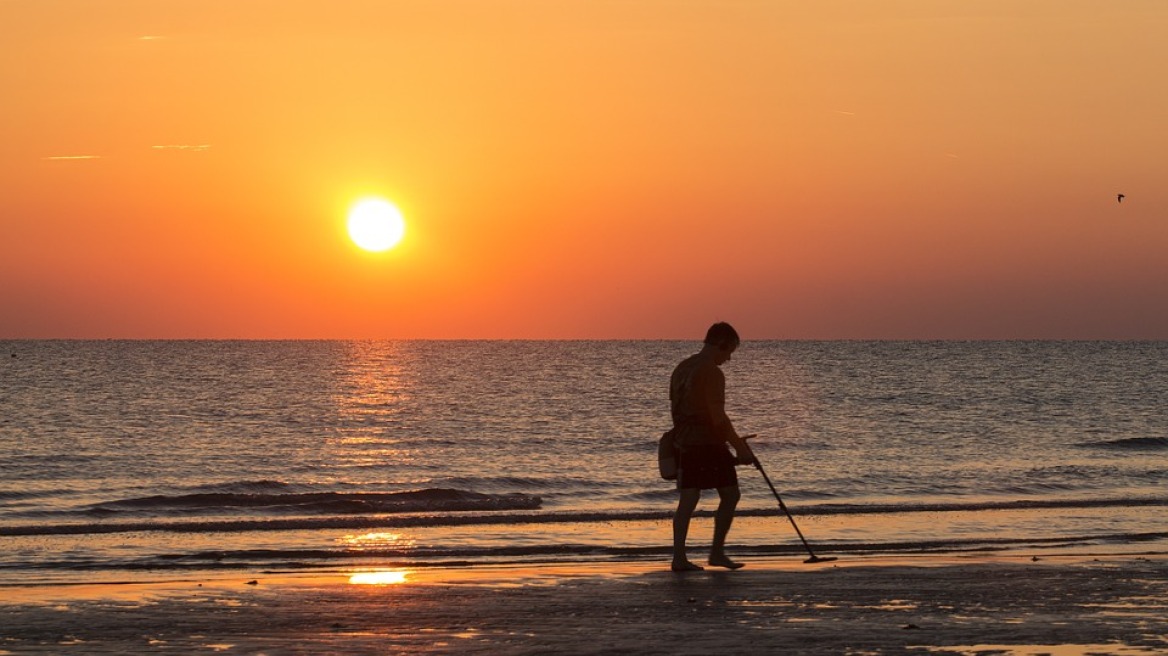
699, 365, 755, 463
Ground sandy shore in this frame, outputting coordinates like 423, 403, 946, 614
2, 554, 1166, 655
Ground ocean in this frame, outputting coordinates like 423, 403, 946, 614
1, 340, 1165, 584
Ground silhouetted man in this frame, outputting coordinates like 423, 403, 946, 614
669, 322, 755, 572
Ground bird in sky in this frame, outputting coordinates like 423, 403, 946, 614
1117, 193, 1125, 203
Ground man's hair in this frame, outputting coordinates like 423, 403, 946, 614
704, 322, 740, 350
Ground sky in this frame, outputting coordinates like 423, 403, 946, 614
2, 0, 1166, 339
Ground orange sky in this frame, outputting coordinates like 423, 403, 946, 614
2, 1, 1165, 339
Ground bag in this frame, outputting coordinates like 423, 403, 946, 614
657, 429, 678, 480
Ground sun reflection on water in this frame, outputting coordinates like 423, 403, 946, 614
338, 531, 413, 551
329, 341, 421, 469
333, 342, 412, 427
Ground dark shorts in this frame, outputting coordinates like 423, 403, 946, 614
677, 443, 738, 490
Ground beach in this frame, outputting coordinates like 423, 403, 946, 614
3, 554, 1166, 655
3, 341, 1166, 654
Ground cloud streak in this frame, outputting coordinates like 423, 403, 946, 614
42, 155, 101, 160
152, 144, 211, 152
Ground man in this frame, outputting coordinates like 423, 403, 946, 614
669, 322, 755, 572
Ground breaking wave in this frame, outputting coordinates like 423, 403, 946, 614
83, 488, 542, 518
3, 496, 1163, 537
1080, 437, 1168, 450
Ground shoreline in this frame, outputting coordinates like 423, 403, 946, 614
5, 544, 1166, 598
2, 553, 1165, 654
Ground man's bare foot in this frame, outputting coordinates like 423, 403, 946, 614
707, 555, 745, 570
671, 560, 705, 572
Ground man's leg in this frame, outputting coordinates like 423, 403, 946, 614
709, 484, 744, 569
672, 487, 703, 571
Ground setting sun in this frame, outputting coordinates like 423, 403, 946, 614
347, 198, 405, 252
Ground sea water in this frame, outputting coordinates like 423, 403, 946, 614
1, 341, 1165, 583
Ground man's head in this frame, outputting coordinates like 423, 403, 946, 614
704, 322, 740, 358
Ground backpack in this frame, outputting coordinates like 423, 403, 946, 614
657, 428, 678, 480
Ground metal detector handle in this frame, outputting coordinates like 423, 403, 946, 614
735, 434, 758, 466
753, 457, 831, 562
752, 459, 790, 513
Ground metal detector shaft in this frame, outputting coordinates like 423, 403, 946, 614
752, 459, 836, 563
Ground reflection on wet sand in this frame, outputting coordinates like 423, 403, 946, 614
348, 570, 410, 586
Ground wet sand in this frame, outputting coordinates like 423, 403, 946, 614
1, 554, 1166, 655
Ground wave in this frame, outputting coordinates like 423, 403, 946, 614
0, 490, 58, 502
1079, 436, 1168, 450
440, 475, 579, 489
83, 488, 541, 518
5, 531, 1167, 574
184, 480, 299, 494
790, 496, 1168, 516
3, 496, 1164, 537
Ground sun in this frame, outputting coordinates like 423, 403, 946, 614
347, 198, 405, 252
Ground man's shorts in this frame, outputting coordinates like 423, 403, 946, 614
677, 443, 738, 490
